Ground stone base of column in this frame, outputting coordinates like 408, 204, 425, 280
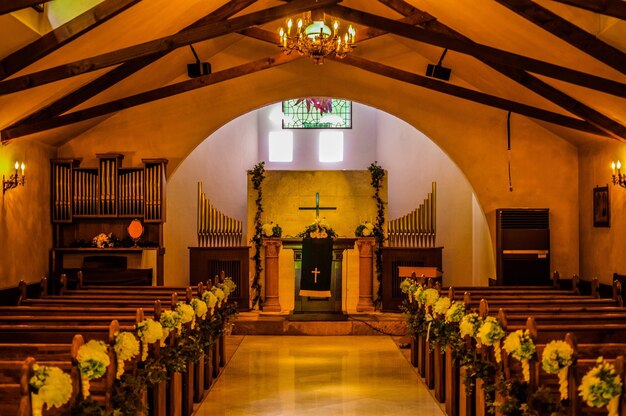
356, 297, 375, 312
263, 297, 281, 312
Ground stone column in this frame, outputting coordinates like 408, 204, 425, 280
356, 237, 376, 312
262, 238, 282, 312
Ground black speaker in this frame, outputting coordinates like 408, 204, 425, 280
426, 64, 451, 81
187, 62, 211, 78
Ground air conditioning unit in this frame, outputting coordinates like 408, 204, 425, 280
496, 208, 550, 286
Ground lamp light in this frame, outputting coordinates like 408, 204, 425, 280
3, 161, 26, 194
278, 10, 356, 64
426, 49, 452, 81
187, 45, 211, 78
611, 160, 626, 188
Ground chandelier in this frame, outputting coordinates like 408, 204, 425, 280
278, 12, 355, 64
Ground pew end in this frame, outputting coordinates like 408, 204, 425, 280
77, 270, 84, 290
17, 280, 27, 305
59, 274, 67, 296
572, 274, 580, 295
448, 287, 455, 301
40, 276, 48, 299
478, 299, 489, 318
497, 308, 508, 330
613, 280, 623, 307
591, 277, 600, 299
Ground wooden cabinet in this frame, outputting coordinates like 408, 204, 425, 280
189, 247, 250, 310
381, 247, 443, 312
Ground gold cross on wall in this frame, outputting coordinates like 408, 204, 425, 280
299, 192, 336, 219
311, 267, 321, 284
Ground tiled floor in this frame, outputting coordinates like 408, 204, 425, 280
194, 336, 445, 416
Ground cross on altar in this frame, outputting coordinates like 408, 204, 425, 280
299, 192, 336, 219
311, 267, 321, 283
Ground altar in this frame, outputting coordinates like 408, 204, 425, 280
282, 238, 356, 318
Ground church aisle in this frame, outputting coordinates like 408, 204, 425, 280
195, 336, 445, 416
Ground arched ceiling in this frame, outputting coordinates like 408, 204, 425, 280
0, 0, 624, 146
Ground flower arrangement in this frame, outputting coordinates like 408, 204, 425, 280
76, 340, 110, 397
249, 161, 265, 310
212, 286, 225, 308
191, 298, 208, 320
418, 288, 440, 307
136, 318, 163, 361
202, 290, 218, 315
503, 329, 536, 382
541, 340, 574, 399
355, 221, 379, 237
300, 218, 336, 239
219, 277, 237, 302
399, 277, 420, 302
92, 232, 113, 248
261, 222, 282, 238
476, 316, 505, 362
445, 301, 466, 323
176, 302, 196, 329
160, 310, 182, 344
29, 364, 73, 415
433, 297, 451, 317
578, 357, 623, 416
459, 312, 481, 338
113, 332, 140, 379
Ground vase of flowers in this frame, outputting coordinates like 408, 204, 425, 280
92, 233, 113, 248
300, 218, 336, 239
355, 221, 380, 238
262, 222, 282, 238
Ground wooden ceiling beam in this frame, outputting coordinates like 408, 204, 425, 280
0, 0, 339, 95
0, 0, 142, 80
548, 0, 626, 20
1, 53, 299, 141
0, 0, 51, 15
496, 0, 626, 74
239, 26, 608, 137
327, 5, 626, 98
7, 0, 258, 128
375, 0, 626, 141
332, 55, 609, 138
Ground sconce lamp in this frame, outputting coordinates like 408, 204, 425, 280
3, 161, 26, 194
611, 160, 626, 188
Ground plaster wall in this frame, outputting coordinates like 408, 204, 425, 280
578, 140, 626, 284
0, 140, 56, 289
58, 57, 580, 282
164, 112, 258, 286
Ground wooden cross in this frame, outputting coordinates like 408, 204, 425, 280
299, 192, 336, 219
311, 267, 321, 284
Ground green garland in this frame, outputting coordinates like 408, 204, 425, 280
249, 162, 265, 310
368, 162, 386, 306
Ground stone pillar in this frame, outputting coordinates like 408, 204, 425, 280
262, 238, 282, 312
356, 237, 376, 312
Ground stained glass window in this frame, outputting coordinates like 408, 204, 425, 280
282, 98, 352, 129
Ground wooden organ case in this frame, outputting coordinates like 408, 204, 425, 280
50, 154, 167, 286
382, 182, 443, 311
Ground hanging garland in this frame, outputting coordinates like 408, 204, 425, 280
368, 162, 386, 307
249, 162, 265, 310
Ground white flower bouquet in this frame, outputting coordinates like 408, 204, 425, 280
355, 221, 379, 237
29, 364, 73, 415
262, 222, 282, 238
541, 340, 574, 399
136, 318, 163, 361
76, 340, 110, 397
445, 301, 466, 323
579, 357, 623, 416
503, 329, 536, 382
191, 298, 208, 320
113, 331, 139, 379
92, 232, 113, 248
476, 316, 505, 362
300, 218, 337, 239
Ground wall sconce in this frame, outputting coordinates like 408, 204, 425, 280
611, 160, 626, 188
3, 161, 26, 194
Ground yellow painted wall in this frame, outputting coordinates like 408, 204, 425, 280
0, 140, 56, 289
58, 58, 580, 283
247, 170, 387, 312
579, 140, 626, 284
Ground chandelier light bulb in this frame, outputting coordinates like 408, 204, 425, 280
618, 160, 622, 170
14, 161, 19, 170
612, 161, 616, 173
20, 162, 25, 175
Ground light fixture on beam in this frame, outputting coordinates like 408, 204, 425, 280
426, 49, 452, 81
3, 161, 26, 194
278, 9, 356, 64
187, 45, 211, 78
611, 160, 626, 188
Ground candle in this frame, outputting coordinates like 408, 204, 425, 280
618, 160, 622, 173
20, 162, 25, 175
14, 161, 18, 171
612, 161, 616, 175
